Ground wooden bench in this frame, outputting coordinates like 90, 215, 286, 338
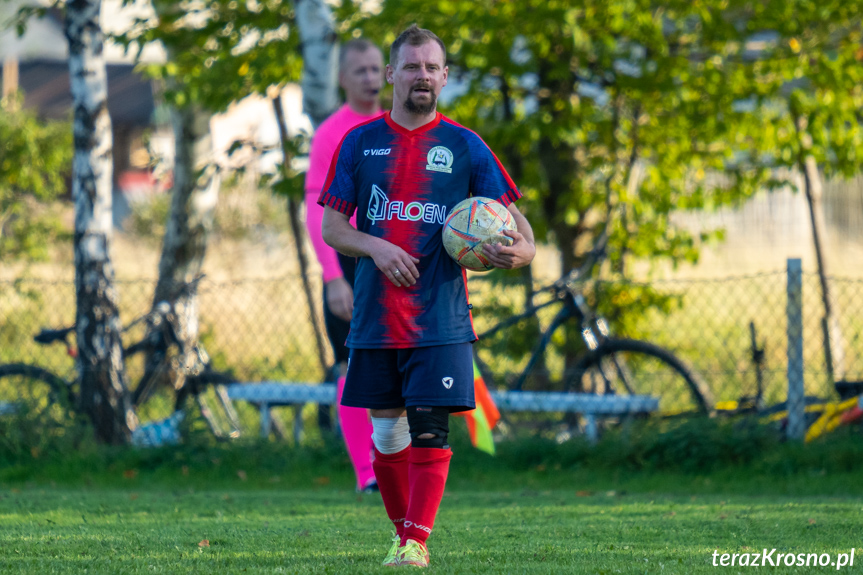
225, 382, 658, 444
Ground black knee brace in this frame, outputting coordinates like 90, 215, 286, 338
406, 406, 450, 449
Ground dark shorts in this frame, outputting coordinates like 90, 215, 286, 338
341, 343, 475, 413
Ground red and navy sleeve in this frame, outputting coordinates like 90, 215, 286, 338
317, 130, 358, 216
464, 131, 521, 207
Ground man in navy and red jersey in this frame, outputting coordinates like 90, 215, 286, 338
320, 24, 535, 568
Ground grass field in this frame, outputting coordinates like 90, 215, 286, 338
2, 450, 863, 575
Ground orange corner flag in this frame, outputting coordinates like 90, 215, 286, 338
454, 359, 500, 454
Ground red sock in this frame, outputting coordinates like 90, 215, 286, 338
372, 446, 411, 537
402, 447, 452, 545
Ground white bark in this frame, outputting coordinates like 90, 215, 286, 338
294, 0, 339, 127
152, 103, 219, 356
65, 0, 136, 443
285, 0, 340, 380
149, 0, 220, 359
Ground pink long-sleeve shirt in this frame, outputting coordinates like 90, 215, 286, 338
305, 104, 383, 283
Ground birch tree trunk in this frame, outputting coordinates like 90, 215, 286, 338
152, 103, 219, 366
273, 0, 339, 381
64, 0, 136, 444
295, 0, 339, 128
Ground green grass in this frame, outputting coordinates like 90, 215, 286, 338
3, 420, 863, 573
2, 482, 862, 574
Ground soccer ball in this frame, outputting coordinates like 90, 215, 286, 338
442, 197, 516, 272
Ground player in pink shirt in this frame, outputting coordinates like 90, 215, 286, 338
305, 38, 385, 493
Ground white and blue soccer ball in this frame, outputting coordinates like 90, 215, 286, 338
442, 197, 516, 272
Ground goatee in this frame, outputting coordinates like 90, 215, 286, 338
404, 91, 437, 115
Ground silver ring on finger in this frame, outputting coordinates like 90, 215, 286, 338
393, 269, 401, 275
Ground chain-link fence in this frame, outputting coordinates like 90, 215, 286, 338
0, 276, 329, 385
2, 268, 861, 409
620, 271, 863, 405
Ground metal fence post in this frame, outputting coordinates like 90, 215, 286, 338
786, 258, 805, 441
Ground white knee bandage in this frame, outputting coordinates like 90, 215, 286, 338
371, 416, 411, 454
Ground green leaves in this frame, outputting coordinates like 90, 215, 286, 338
350, 0, 770, 277
741, 0, 863, 179
114, 0, 304, 113
349, 0, 861, 285
0, 96, 72, 262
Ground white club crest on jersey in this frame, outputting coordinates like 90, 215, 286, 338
426, 146, 453, 173
442, 377, 454, 389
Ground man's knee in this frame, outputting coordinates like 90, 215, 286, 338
371, 414, 410, 454
406, 406, 450, 449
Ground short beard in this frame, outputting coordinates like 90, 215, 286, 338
404, 91, 437, 115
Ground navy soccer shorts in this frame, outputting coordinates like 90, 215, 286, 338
341, 343, 475, 413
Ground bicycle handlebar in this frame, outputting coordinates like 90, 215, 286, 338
538, 237, 609, 299
123, 275, 205, 333
34, 326, 75, 345
33, 275, 205, 351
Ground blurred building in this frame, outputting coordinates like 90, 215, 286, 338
0, 0, 310, 229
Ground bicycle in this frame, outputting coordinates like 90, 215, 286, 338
471, 238, 713, 437
0, 280, 243, 447
712, 323, 863, 441
803, 380, 863, 442
724, 386, 863, 442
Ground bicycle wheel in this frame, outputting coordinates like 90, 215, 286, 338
564, 339, 712, 415
0, 364, 77, 448
182, 370, 243, 440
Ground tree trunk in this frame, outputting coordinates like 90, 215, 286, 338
272, 95, 330, 378
152, 103, 219, 371
796, 116, 845, 383
148, 0, 221, 367
801, 155, 845, 382
64, 0, 136, 444
538, 135, 584, 274
282, 0, 340, 379
294, 0, 339, 128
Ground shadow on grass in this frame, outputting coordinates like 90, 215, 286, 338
2, 416, 863, 496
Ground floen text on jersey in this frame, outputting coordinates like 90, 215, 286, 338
367, 184, 448, 225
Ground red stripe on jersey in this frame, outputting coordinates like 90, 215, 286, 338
319, 191, 355, 215
384, 110, 442, 136
439, 116, 522, 206
376, 123, 438, 344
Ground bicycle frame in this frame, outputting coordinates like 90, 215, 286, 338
476, 276, 613, 392
32, 276, 224, 412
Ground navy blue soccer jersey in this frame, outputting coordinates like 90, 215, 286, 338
318, 111, 521, 349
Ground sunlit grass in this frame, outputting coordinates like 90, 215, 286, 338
1, 483, 861, 574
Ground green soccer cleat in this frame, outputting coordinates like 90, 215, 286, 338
397, 539, 430, 568
382, 534, 401, 567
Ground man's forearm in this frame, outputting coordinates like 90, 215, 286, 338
322, 208, 383, 258
511, 207, 535, 246
322, 205, 422, 286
